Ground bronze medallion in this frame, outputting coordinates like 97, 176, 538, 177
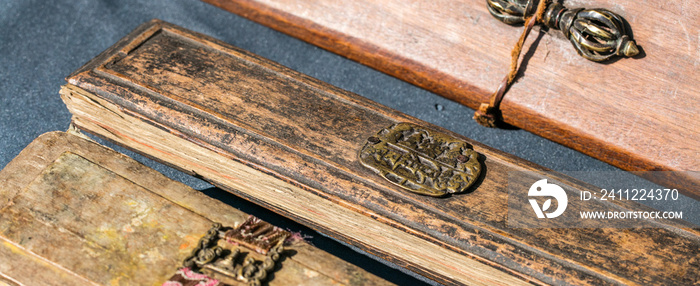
359, 123, 481, 197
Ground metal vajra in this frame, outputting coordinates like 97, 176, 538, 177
486, 0, 639, 61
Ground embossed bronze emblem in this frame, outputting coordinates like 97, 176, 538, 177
168, 216, 289, 286
359, 123, 482, 197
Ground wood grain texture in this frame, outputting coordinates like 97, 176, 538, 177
201, 0, 700, 195
60, 20, 700, 286
0, 131, 392, 286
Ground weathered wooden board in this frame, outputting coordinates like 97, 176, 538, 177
201, 0, 700, 194
61, 20, 700, 286
0, 131, 392, 286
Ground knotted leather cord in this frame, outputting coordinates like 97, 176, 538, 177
474, 0, 549, 128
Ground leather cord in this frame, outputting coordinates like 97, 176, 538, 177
474, 0, 549, 128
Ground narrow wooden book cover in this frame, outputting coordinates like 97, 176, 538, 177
0, 131, 392, 286
201, 0, 699, 192
61, 20, 699, 285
